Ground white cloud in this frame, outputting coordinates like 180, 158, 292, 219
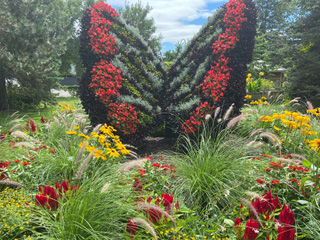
106, 0, 228, 44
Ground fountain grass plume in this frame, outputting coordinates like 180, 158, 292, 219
75, 149, 97, 180
138, 203, 176, 228
0, 180, 25, 188
117, 158, 147, 172
131, 217, 158, 240
227, 114, 251, 129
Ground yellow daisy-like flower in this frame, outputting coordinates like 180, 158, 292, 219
78, 133, 90, 140
79, 141, 88, 148
74, 126, 80, 130
244, 95, 252, 99
105, 148, 120, 158
273, 125, 281, 131
259, 72, 264, 76
93, 149, 106, 160
261, 96, 267, 100
98, 134, 106, 146
247, 73, 252, 78
259, 115, 273, 122
309, 138, 320, 151
86, 146, 96, 152
66, 131, 77, 135
120, 148, 130, 155
91, 132, 99, 138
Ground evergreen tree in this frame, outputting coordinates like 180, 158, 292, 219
289, 1, 320, 98
0, 0, 87, 110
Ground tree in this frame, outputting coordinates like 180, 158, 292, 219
289, 1, 320, 98
118, 1, 162, 52
252, 0, 297, 67
0, 0, 87, 111
162, 43, 183, 63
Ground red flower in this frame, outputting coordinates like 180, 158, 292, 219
234, 217, 241, 226
41, 116, 48, 123
0, 132, 5, 141
152, 163, 161, 168
14, 159, 21, 163
126, 218, 138, 236
175, 200, 179, 210
271, 179, 280, 185
146, 208, 162, 224
161, 193, 173, 208
132, 178, 143, 191
138, 169, 145, 176
26, 120, 37, 132
243, 218, 259, 240
23, 161, 30, 166
279, 205, 295, 226
36, 185, 59, 210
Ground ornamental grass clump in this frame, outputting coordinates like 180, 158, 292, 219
172, 126, 258, 212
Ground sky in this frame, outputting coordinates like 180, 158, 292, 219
106, 0, 228, 53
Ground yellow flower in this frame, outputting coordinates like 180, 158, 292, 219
86, 146, 96, 152
261, 96, 267, 100
259, 72, 264, 76
66, 131, 77, 135
244, 95, 252, 99
273, 126, 281, 131
98, 134, 106, 146
79, 141, 88, 148
259, 115, 273, 122
120, 148, 130, 155
309, 139, 320, 151
247, 73, 252, 78
91, 132, 99, 138
74, 126, 80, 130
78, 133, 90, 140
93, 149, 106, 160
105, 148, 120, 158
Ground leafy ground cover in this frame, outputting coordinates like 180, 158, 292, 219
0, 95, 319, 239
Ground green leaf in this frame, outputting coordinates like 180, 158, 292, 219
296, 200, 310, 205
224, 218, 234, 226
300, 176, 312, 191
302, 159, 311, 168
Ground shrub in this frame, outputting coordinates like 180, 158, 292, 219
79, 0, 257, 142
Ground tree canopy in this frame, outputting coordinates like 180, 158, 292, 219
0, 0, 89, 110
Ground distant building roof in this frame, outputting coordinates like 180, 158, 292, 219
60, 76, 78, 86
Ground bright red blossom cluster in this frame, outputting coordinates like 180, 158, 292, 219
182, 0, 247, 133
88, 2, 118, 56
88, 2, 140, 135
182, 101, 213, 133
234, 189, 295, 240
89, 59, 123, 104
35, 180, 79, 211
107, 102, 139, 135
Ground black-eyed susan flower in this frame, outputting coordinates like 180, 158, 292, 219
66, 131, 77, 135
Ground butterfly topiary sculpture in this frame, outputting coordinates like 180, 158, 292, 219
79, 0, 257, 143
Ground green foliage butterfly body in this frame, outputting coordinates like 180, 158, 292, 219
79, 0, 257, 143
